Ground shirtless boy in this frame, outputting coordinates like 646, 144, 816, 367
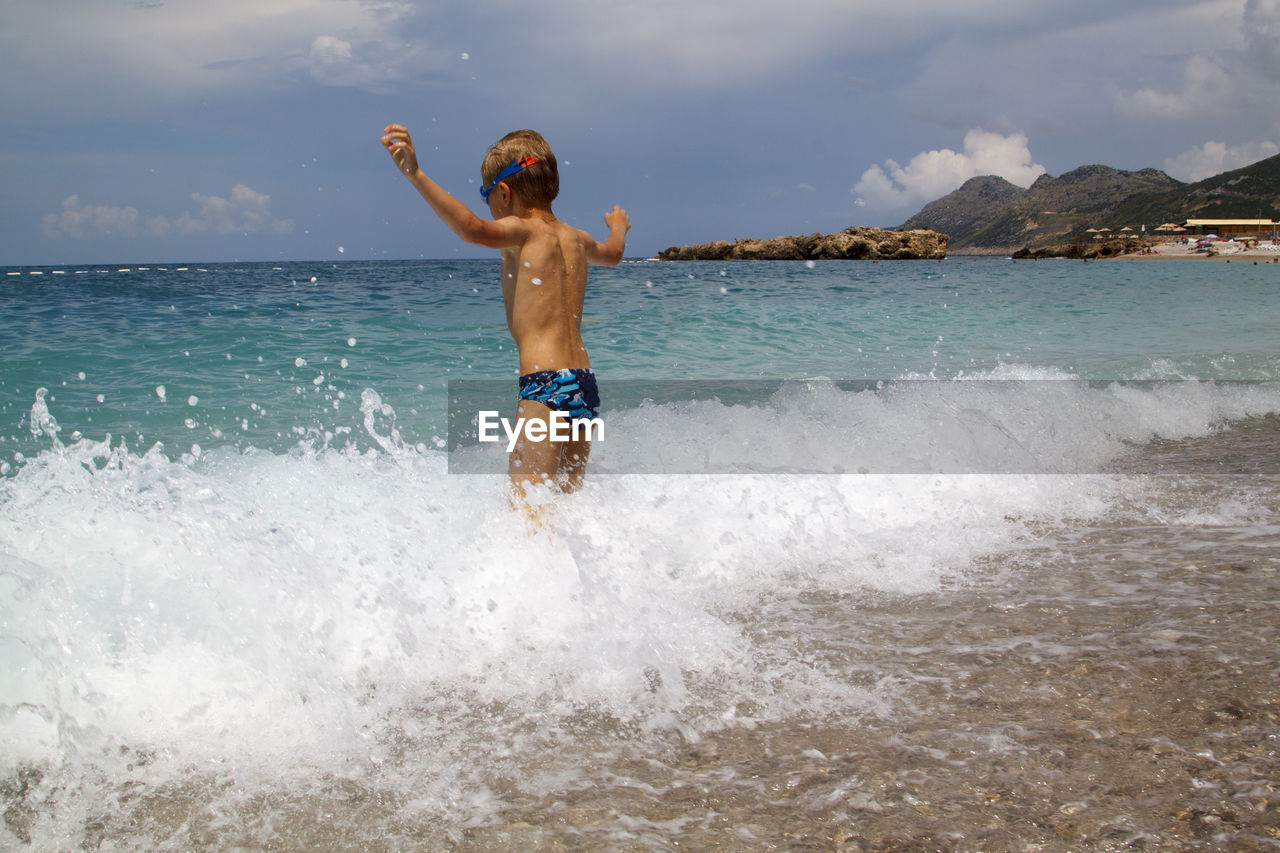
380, 124, 630, 511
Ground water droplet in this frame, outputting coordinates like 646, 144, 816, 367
531, 277, 543, 285
187, 395, 199, 406
155, 385, 166, 402
295, 357, 307, 367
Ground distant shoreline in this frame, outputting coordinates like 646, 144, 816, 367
1117, 253, 1280, 261
959, 240, 1280, 262
1115, 241, 1280, 261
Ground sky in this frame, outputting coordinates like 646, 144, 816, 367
3, 0, 1280, 265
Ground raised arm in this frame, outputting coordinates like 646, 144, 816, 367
381, 124, 524, 250
582, 205, 631, 266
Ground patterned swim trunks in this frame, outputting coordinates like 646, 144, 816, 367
517, 368, 600, 421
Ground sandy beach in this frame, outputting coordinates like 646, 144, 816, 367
1119, 241, 1280, 261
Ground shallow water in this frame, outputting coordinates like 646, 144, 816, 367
3, 258, 1280, 849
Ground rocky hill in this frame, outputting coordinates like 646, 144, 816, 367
658, 227, 947, 261
902, 152, 1280, 253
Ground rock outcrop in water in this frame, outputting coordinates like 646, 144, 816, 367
657, 227, 948, 261
1011, 236, 1150, 260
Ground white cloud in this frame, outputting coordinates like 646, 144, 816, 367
304, 29, 442, 90
42, 196, 141, 239
1164, 140, 1280, 182
310, 35, 356, 72
44, 185, 293, 239
1113, 55, 1233, 119
852, 130, 1046, 211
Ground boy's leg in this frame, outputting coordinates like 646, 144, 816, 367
556, 369, 598, 492
556, 434, 591, 493
508, 399, 559, 508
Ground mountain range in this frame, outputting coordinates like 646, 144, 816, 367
899, 152, 1280, 254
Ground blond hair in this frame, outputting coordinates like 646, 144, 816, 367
481, 130, 559, 206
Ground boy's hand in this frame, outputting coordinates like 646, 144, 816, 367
583, 205, 631, 266
381, 124, 420, 177
604, 205, 631, 233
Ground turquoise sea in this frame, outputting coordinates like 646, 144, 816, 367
3, 257, 1280, 848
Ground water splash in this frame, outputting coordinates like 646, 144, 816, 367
28, 389, 61, 447
359, 388, 406, 456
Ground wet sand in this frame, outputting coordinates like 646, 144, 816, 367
465, 574, 1280, 850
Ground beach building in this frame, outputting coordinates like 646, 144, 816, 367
1183, 218, 1277, 237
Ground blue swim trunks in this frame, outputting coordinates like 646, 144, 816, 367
518, 368, 600, 420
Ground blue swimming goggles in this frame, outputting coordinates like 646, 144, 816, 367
480, 156, 542, 202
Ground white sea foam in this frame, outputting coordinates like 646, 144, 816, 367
0, 439, 1081, 754
555, 373, 1280, 476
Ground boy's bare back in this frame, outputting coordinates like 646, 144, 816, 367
497, 216, 592, 375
